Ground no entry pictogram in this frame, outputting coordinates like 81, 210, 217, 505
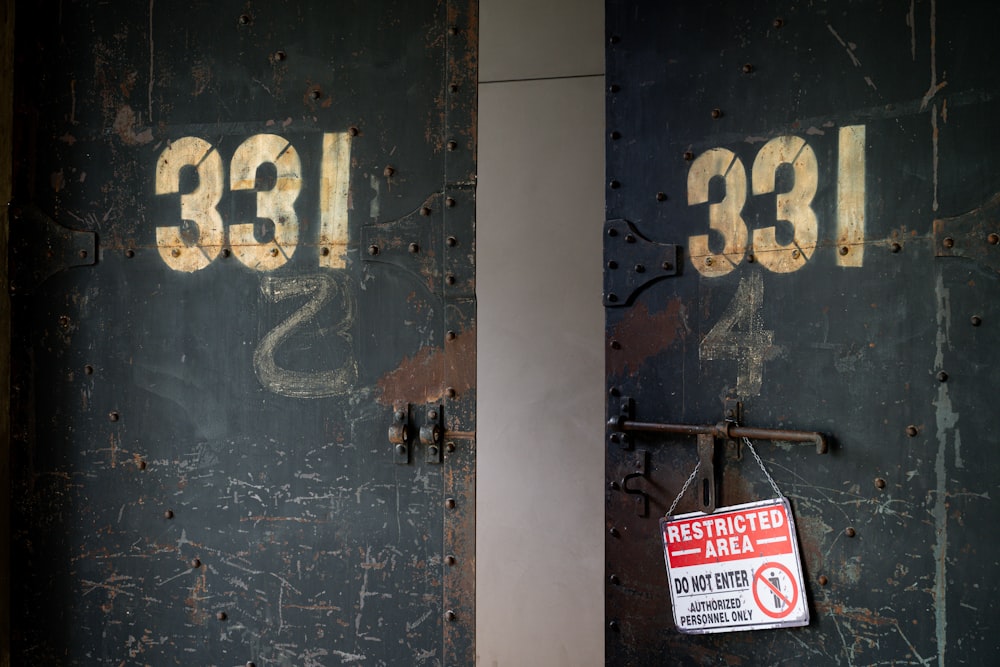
752, 561, 799, 619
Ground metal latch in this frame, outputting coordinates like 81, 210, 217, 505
608, 398, 827, 515
389, 403, 445, 465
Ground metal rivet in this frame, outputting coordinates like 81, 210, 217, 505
446, 387, 456, 398
446, 331, 456, 341
890, 242, 902, 253
625, 234, 636, 243
164, 509, 174, 519
449, 83, 459, 93
394, 410, 405, 421
874, 478, 887, 489
58, 315, 70, 328
445, 498, 456, 509
662, 261, 673, 271
137, 459, 147, 470
367, 244, 379, 256
448, 25, 459, 36
711, 108, 722, 119
840, 246, 849, 256
609, 180, 621, 189
683, 151, 695, 161
634, 264, 645, 273
990, 233, 1000, 245
656, 192, 667, 201
445, 197, 456, 208
445, 442, 456, 453
607, 260, 618, 269
937, 371, 948, 382
247, 663, 257, 667
420, 206, 432, 216
943, 237, 954, 248
238, 14, 251, 25
906, 425, 919, 437
270, 247, 279, 257
610, 130, 622, 140
607, 293, 619, 303
171, 248, 181, 257
447, 141, 458, 151
609, 84, 621, 93
609, 387, 621, 397
742, 63, 754, 73
446, 236, 458, 247
125, 249, 135, 258
746, 253, 756, 263
705, 256, 714, 266
79, 249, 88, 259
609, 574, 621, 585
610, 340, 622, 350
818, 575, 828, 586
321, 247, 330, 256
408, 242, 420, 254
844, 527, 856, 538
383, 166, 395, 178
445, 610, 457, 622
221, 248, 231, 258
395, 444, 407, 456
217, 611, 228, 621
348, 126, 359, 137
609, 35, 621, 44
792, 249, 801, 259
971, 315, 982, 326
445, 555, 456, 566
109, 411, 120, 422
274, 50, 287, 62
774, 18, 784, 28
429, 445, 439, 457
609, 527, 620, 537
428, 409, 438, 420
609, 620, 620, 632
608, 228, 618, 237
309, 88, 322, 101
608, 480, 620, 490
445, 274, 456, 285
191, 558, 201, 568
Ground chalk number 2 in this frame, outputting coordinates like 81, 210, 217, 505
687, 125, 865, 277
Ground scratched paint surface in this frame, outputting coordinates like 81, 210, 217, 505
606, 1, 1000, 665
11, 1, 477, 665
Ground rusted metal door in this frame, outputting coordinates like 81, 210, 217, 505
606, 1, 1000, 664
10, 2, 476, 664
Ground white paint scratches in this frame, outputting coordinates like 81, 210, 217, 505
827, 25, 861, 67
931, 271, 957, 667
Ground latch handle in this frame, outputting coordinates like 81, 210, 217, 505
607, 417, 827, 454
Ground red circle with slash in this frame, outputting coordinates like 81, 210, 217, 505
752, 562, 799, 619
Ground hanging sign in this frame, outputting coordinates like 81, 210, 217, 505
660, 497, 809, 634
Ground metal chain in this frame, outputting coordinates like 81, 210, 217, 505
665, 461, 701, 518
744, 436, 784, 499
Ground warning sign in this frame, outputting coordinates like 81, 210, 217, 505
660, 497, 809, 634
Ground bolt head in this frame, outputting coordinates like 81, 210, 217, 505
937, 371, 949, 382
844, 527, 856, 538
943, 237, 955, 248
367, 244, 379, 256
818, 575, 828, 586
190, 558, 202, 568
395, 444, 407, 456
990, 233, 1000, 245
383, 166, 395, 177
216, 611, 228, 621
891, 242, 902, 253
971, 315, 983, 326
164, 509, 174, 519
408, 242, 420, 254
874, 478, 887, 490
742, 63, 754, 73
906, 425, 919, 437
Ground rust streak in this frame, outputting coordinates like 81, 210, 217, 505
608, 298, 687, 376
377, 326, 475, 406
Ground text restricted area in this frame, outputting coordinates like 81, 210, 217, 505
660, 498, 809, 634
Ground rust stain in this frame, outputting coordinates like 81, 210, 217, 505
112, 105, 153, 145
376, 326, 475, 406
608, 298, 688, 376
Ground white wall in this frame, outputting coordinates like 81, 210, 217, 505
477, 2, 605, 665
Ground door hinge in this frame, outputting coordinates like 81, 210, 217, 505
604, 219, 679, 307
9, 204, 97, 295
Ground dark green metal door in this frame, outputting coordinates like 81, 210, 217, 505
11, 2, 476, 664
606, 1, 1000, 664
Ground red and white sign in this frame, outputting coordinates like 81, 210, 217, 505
660, 497, 809, 634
